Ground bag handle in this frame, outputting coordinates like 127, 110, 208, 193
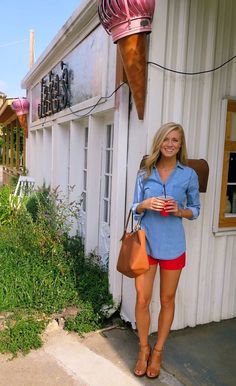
124, 209, 132, 232
124, 209, 142, 233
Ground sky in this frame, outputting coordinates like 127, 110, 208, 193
0, 0, 83, 97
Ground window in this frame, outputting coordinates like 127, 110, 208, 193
82, 127, 88, 212
219, 100, 236, 228
103, 124, 114, 224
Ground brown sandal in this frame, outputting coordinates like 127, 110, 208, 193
146, 347, 162, 379
134, 344, 151, 377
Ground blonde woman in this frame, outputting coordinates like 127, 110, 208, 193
132, 122, 200, 378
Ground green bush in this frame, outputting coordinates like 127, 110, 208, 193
0, 186, 114, 355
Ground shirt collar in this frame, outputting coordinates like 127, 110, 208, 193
177, 161, 184, 169
153, 160, 184, 170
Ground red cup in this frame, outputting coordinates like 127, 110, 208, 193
157, 195, 173, 216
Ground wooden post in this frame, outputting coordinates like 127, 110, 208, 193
2, 127, 6, 166
29, 29, 35, 69
16, 122, 20, 171
10, 123, 14, 169
23, 128, 26, 172
5, 126, 9, 167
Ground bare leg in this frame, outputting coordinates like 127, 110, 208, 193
135, 265, 157, 345
146, 268, 182, 378
133, 265, 157, 376
156, 268, 182, 349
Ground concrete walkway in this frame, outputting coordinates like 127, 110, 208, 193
162, 318, 236, 386
0, 318, 235, 386
0, 320, 181, 386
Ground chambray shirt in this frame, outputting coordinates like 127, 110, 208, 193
132, 162, 200, 260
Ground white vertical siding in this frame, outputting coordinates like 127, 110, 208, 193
35, 130, 43, 186
121, 0, 236, 331
69, 120, 86, 201
68, 120, 86, 235
222, 236, 236, 317
109, 84, 130, 301
27, 131, 36, 179
42, 127, 52, 187
51, 123, 70, 195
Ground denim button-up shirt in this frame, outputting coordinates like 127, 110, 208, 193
132, 162, 200, 260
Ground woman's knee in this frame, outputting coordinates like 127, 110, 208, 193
136, 293, 151, 309
160, 294, 175, 309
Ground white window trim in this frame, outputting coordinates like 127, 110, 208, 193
213, 97, 236, 235
82, 126, 88, 213
102, 123, 114, 225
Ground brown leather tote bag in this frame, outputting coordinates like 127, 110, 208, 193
117, 210, 149, 278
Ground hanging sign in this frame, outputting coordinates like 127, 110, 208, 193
38, 61, 70, 118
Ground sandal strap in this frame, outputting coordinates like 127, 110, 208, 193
134, 345, 151, 376
138, 345, 150, 358
153, 347, 163, 354
146, 347, 162, 378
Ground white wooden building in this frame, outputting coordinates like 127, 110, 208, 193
22, 0, 236, 332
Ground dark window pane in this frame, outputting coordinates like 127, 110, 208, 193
82, 193, 86, 212
84, 149, 87, 169
85, 127, 88, 147
228, 152, 236, 183
106, 125, 111, 147
103, 200, 108, 222
105, 150, 110, 173
226, 185, 236, 213
110, 150, 113, 171
104, 175, 109, 198
83, 171, 87, 190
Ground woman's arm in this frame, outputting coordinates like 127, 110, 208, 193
165, 169, 200, 219
185, 169, 200, 219
173, 207, 194, 219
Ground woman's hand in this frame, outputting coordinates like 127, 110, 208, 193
136, 197, 165, 213
136, 198, 184, 217
164, 199, 181, 216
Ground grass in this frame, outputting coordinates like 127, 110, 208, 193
0, 312, 46, 357
0, 186, 114, 356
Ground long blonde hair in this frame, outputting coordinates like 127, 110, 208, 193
143, 122, 188, 176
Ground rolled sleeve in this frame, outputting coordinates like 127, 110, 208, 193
131, 172, 145, 221
186, 169, 200, 220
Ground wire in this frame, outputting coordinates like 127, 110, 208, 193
40, 82, 126, 125
41, 116, 48, 127
68, 82, 126, 119
148, 53, 236, 76
0, 39, 27, 48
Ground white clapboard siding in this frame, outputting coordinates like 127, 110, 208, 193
120, 0, 236, 331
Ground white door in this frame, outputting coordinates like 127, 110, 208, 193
78, 126, 88, 240
98, 123, 114, 266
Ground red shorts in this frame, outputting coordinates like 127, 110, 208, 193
148, 252, 186, 270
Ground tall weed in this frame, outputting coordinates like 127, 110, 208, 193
0, 185, 113, 355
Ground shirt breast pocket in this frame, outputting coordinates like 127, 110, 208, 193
144, 187, 152, 199
171, 184, 187, 203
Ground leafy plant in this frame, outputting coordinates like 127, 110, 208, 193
0, 312, 46, 357
65, 300, 101, 334
0, 185, 114, 355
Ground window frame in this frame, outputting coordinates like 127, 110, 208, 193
102, 123, 114, 225
219, 100, 236, 228
82, 126, 88, 212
